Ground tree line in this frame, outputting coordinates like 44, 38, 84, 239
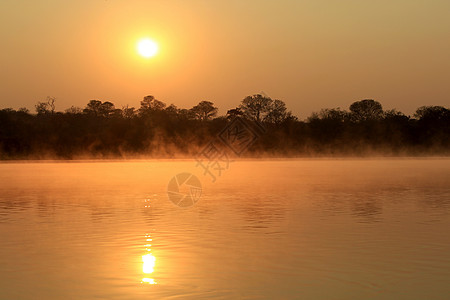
0, 95, 449, 159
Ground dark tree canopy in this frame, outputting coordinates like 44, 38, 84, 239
35, 97, 56, 115
140, 95, 166, 112
349, 99, 383, 122
83, 100, 116, 117
265, 99, 292, 124
414, 106, 450, 121
239, 94, 273, 122
65, 106, 83, 114
121, 105, 136, 119
226, 108, 243, 120
318, 108, 348, 122
236, 94, 293, 124
190, 101, 218, 121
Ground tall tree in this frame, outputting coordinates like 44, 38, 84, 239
349, 99, 383, 122
414, 106, 450, 121
266, 99, 291, 124
165, 104, 179, 117
83, 100, 103, 116
239, 94, 273, 122
190, 101, 218, 121
65, 106, 83, 114
35, 102, 51, 115
99, 101, 115, 117
318, 108, 349, 122
35, 96, 56, 115
140, 95, 166, 112
121, 105, 136, 119
226, 108, 243, 120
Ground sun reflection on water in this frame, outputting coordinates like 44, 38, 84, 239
142, 253, 156, 274
141, 233, 157, 285
141, 278, 157, 284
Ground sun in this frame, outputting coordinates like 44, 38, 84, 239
137, 38, 158, 58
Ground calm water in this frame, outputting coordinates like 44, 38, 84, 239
0, 159, 449, 299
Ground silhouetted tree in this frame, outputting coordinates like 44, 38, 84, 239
140, 95, 166, 113
18, 107, 29, 114
35, 102, 50, 115
190, 101, 218, 121
383, 109, 408, 120
65, 106, 83, 114
164, 104, 179, 117
319, 108, 349, 122
414, 106, 450, 121
239, 94, 273, 122
100, 101, 115, 117
35, 97, 56, 115
266, 99, 292, 124
175, 108, 193, 120
83, 100, 102, 116
349, 99, 383, 122
413, 106, 450, 148
306, 108, 349, 147
47, 97, 56, 113
121, 105, 136, 119
82, 100, 115, 117
226, 108, 242, 120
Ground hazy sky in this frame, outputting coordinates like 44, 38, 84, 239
1, 0, 449, 118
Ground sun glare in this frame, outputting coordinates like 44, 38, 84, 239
137, 38, 158, 58
142, 253, 156, 274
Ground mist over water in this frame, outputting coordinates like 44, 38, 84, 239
0, 159, 449, 299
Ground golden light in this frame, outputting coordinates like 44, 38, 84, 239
137, 38, 158, 58
142, 253, 156, 274
142, 278, 157, 285
141, 253, 157, 285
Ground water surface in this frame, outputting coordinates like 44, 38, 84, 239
0, 159, 449, 299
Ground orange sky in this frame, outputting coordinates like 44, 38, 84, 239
1, 0, 449, 118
